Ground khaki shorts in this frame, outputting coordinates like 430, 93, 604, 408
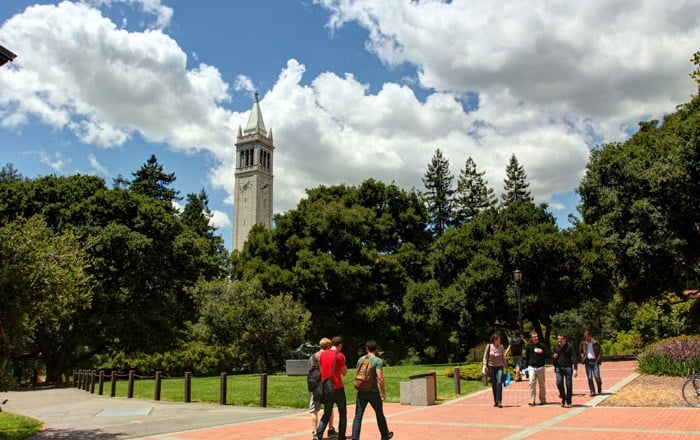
309, 392, 321, 413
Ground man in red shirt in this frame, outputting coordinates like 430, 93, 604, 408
314, 336, 347, 440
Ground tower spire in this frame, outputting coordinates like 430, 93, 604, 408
243, 92, 267, 136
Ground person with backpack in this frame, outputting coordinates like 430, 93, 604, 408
505, 330, 525, 381
314, 336, 347, 440
552, 333, 578, 408
308, 338, 336, 439
351, 340, 394, 440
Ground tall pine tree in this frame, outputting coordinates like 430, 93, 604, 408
501, 154, 532, 205
453, 156, 496, 224
130, 154, 180, 203
422, 148, 454, 237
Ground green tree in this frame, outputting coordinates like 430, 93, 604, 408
453, 156, 496, 224
0, 216, 93, 385
130, 154, 180, 203
578, 96, 700, 301
240, 179, 430, 363
193, 278, 311, 372
501, 154, 532, 205
423, 148, 454, 237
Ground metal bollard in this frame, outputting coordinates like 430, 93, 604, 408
184, 372, 192, 403
89, 370, 96, 394
260, 373, 268, 407
453, 367, 461, 394
219, 372, 227, 405
154, 371, 162, 401
127, 370, 135, 398
110, 371, 117, 397
98, 370, 105, 395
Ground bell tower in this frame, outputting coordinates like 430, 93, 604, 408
233, 92, 274, 251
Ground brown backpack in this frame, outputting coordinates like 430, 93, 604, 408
354, 356, 376, 392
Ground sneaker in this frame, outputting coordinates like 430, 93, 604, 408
565, 403, 572, 408
561, 401, 565, 407
382, 433, 394, 440
540, 400, 547, 405
327, 428, 338, 438
528, 401, 535, 406
589, 392, 595, 397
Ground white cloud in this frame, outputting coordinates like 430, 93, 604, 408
37, 150, 70, 172
88, 153, 110, 176
209, 209, 231, 230
1, 0, 698, 229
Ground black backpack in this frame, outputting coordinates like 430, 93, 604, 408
307, 354, 321, 394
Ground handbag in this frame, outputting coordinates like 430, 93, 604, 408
321, 351, 338, 399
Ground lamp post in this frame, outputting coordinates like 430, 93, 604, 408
513, 269, 523, 331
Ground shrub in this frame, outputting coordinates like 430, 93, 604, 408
637, 335, 700, 376
601, 329, 644, 355
443, 363, 483, 380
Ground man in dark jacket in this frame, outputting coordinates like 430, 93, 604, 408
552, 334, 578, 407
524, 332, 550, 406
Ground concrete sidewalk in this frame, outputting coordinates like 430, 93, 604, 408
5, 360, 700, 439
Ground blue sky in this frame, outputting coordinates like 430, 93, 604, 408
1, 1, 699, 251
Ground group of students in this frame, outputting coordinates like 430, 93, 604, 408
308, 336, 394, 440
482, 329, 603, 408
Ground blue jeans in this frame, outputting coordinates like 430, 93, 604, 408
351, 390, 389, 440
585, 359, 602, 394
555, 366, 573, 405
317, 387, 347, 439
488, 366, 504, 405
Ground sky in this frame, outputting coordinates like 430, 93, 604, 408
1, 1, 699, 251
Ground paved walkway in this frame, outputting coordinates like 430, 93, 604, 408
4, 360, 700, 439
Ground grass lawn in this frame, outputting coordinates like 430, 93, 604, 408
102, 364, 485, 408
0, 412, 42, 440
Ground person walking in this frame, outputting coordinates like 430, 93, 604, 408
482, 333, 507, 408
309, 338, 337, 439
314, 336, 347, 440
351, 340, 393, 440
552, 333, 578, 408
579, 330, 603, 396
524, 332, 549, 406
505, 330, 525, 381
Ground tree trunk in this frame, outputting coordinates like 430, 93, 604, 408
35, 332, 71, 385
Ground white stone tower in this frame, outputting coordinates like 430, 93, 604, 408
233, 92, 274, 251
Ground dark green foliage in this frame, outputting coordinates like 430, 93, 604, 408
579, 96, 700, 301
637, 336, 700, 376
129, 154, 180, 203
423, 148, 454, 237
240, 179, 430, 365
501, 154, 532, 205
0, 157, 228, 383
192, 278, 311, 373
453, 156, 496, 224
98, 342, 237, 377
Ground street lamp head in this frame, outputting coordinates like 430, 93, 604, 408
0, 44, 17, 67
513, 269, 522, 282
